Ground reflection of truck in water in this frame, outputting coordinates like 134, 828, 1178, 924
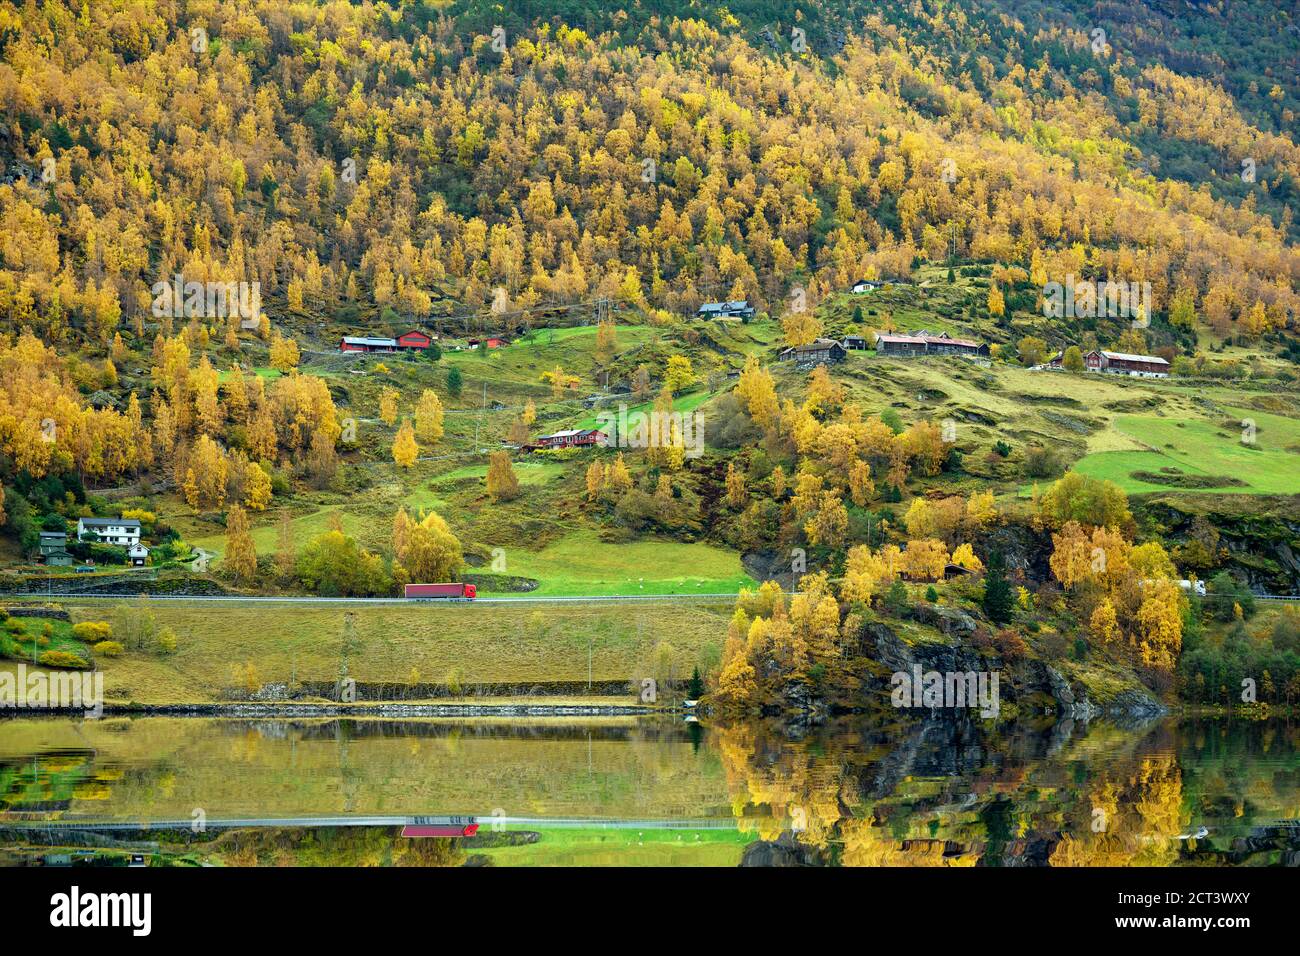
400, 816, 479, 838
404, 582, 476, 601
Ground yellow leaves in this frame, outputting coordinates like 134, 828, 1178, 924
803, 490, 848, 548
724, 461, 748, 507
781, 310, 823, 347
663, 354, 695, 394
848, 459, 874, 507
901, 420, 945, 477
1049, 521, 1131, 592
243, 461, 272, 511
224, 505, 257, 584
1136, 578, 1183, 670
841, 545, 892, 604
1090, 598, 1120, 644
803, 364, 845, 417
403, 509, 464, 583
604, 452, 633, 496
391, 418, 418, 468
950, 543, 983, 572
902, 538, 949, 581
987, 282, 1005, 318
540, 365, 579, 398
735, 355, 779, 429
378, 386, 399, 425
414, 388, 444, 445
184, 435, 228, 510
966, 490, 997, 528
1038, 472, 1132, 532
485, 450, 521, 501
904, 497, 936, 538
268, 331, 299, 372
585, 459, 604, 502
1130, 541, 1176, 581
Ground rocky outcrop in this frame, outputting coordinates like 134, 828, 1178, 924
862, 618, 1166, 721
1044, 665, 1100, 721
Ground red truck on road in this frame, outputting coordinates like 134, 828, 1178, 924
404, 582, 476, 601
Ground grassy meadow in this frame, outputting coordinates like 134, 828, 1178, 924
52, 598, 732, 703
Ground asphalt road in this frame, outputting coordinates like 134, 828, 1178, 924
2, 815, 743, 831
0, 591, 743, 605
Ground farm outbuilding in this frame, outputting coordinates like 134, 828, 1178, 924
874, 331, 988, 358
1047, 349, 1169, 378
340, 336, 398, 353
396, 330, 433, 349
778, 338, 847, 366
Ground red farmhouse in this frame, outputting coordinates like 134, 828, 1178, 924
397, 329, 432, 349
530, 429, 608, 450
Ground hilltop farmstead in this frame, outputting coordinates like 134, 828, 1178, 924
1048, 349, 1170, 378
339, 330, 433, 353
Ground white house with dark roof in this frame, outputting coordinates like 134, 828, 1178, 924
76, 517, 142, 546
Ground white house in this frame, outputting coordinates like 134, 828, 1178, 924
128, 543, 151, 567
76, 517, 142, 547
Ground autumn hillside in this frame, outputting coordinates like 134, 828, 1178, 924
0, 1, 1298, 710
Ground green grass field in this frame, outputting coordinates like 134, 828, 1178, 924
500, 531, 753, 597
1074, 407, 1300, 494
476, 826, 752, 866
52, 598, 732, 702
574, 389, 714, 432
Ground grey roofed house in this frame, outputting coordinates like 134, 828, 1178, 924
38, 531, 73, 566
696, 300, 755, 319
778, 338, 847, 365
340, 335, 399, 350
76, 517, 143, 546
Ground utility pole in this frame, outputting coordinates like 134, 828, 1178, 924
474, 381, 487, 453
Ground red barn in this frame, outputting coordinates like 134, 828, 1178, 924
396, 330, 433, 350
467, 337, 509, 349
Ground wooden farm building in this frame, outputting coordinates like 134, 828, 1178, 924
874, 330, 989, 357
340, 330, 434, 353
778, 338, 847, 366
528, 429, 608, 451
1048, 349, 1169, 378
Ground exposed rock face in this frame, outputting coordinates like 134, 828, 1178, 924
1138, 496, 1300, 593
909, 603, 978, 637
1045, 665, 1100, 721
979, 523, 1053, 580
864, 618, 1166, 721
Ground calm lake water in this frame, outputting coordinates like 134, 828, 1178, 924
1, 714, 1297, 865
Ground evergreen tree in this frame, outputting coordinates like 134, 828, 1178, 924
982, 550, 1014, 625
447, 366, 463, 398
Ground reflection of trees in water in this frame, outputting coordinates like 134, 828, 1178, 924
715, 718, 1200, 866
1048, 755, 1185, 866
